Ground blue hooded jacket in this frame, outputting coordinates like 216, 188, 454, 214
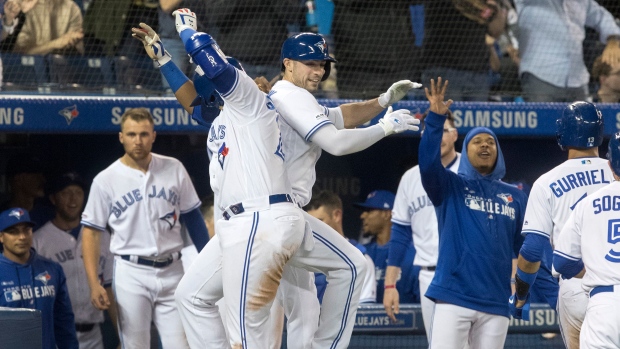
0, 248, 78, 349
419, 111, 526, 317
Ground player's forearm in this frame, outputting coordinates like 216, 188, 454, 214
105, 287, 121, 341
174, 81, 197, 114
384, 266, 401, 286
517, 254, 540, 273
339, 99, 385, 129
419, 111, 448, 204
311, 124, 385, 156
82, 227, 103, 289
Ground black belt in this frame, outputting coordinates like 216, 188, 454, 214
75, 323, 96, 332
120, 252, 181, 268
590, 285, 614, 297
223, 194, 294, 220
419, 266, 436, 271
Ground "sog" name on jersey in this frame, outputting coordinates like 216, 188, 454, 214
111, 185, 180, 218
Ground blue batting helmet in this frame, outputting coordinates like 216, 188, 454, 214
556, 101, 604, 151
608, 132, 620, 175
280, 32, 337, 81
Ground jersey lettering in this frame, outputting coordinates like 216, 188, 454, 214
605, 218, 620, 263
592, 195, 620, 214
549, 169, 610, 198
54, 249, 75, 263
3, 285, 56, 302
209, 124, 226, 142
464, 194, 516, 219
111, 186, 178, 218
411, 195, 433, 214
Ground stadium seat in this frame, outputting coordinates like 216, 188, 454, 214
114, 55, 164, 94
47, 54, 115, 93
1, 53, 50, 92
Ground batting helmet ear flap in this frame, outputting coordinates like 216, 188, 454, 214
322, 62, 331, 81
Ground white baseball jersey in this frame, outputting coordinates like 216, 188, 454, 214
554, 181, 620, 294
207, 71, 292, 211
522, 157, 612, 245
269, 80, 345, 207
33, 222, 113, 324
391, 154, 460, 267
81, 153, 201, 256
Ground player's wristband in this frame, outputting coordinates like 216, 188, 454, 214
160, 60, 189, 93
384, 284, 396, 289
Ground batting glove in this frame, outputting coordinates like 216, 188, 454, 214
172, 8, 197, 34
378, 80, 423, 108
378, 106, 420, 136
132, 23, 171, 67
508, 293, 531, 321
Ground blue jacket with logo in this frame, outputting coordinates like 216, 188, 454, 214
0, 248, 78, 349
419, 111, 526, 318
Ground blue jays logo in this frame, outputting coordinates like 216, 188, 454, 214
160, 210, 177, 229
35, 271, 51, 286
497, 193, 514, 205
218, 142, 229, 169
8, 208, 25, 219
58, 105, 79, 125
314, 42, 327, 54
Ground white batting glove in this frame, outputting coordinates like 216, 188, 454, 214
172, 8, 197, 34
378, 80, 423, 108
378, 106, 420, 136
132, 23, 171, 66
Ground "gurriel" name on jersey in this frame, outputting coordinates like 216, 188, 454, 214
549, 169, 609, 198
111, 186, 179, 218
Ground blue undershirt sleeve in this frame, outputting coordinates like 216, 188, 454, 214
387, 223, 413, 267
180, 208, 209, 252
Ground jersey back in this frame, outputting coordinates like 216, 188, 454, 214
523, 157, 612, 246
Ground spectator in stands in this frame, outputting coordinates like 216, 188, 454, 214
0, 0, 36, 52
13, 0, 84, 55
420, 0, 507, 101
1, 152, 46, 213
32, 172, 118, 349
592, 55, 620, 103
354, 190, 419, 304
205, 0, 304, 80
515, 0, 620, 102
331, 0, 418, 99
157, 0, 206, 90
0, 207, 79, 349
306, 189, 377, 303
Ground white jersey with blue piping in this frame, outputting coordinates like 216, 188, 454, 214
81, 153, 200, 256
522, 157, 612, 246
206, 68, 292, 212
554, 181, 620, 294
269, 80, 344, 207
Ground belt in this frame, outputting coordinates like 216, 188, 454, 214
419, 266, 436, 271
120, 252, 181, 268
75, 323, 96, 332
590, 285, 614, 297
223, 194, 294, 220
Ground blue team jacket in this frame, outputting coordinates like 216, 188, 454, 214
419, 111, 526, 318
0, 248, 78, 349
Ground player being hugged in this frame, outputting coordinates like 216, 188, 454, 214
553, 131, 620, 348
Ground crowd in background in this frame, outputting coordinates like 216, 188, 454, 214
0, 0, 620, 101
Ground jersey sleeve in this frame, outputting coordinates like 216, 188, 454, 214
325, 106, 345, 130
553, 202, 584, 261
360, 254, 378, 303
178, 163, 201, 214
392, 170, 413, 226
521, 180, 553, 239
81, 178, 111, 231
217, 69, 270, 125
272, 88, 333, 142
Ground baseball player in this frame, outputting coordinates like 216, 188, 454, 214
33, 172, 116, 349
305, 189, 377, 304
510, 101, 610, 349
0, 207, 79, 349
81, 107, 209, 349
553, 131, 620, 348
384, 110, 460, 338
421, 78, 527, 349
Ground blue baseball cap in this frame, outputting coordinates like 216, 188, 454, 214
0, 208, 35, 232
353, 190, 395, 210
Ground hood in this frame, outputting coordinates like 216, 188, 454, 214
458, 127, 505, 181
0, 248, 36, 266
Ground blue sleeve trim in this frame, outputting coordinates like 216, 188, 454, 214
391, 218, 410, 226
519, 233, 549, 263
80, 221, 106, 232
553, 253, 583, 279
305, 120, 333, 141
179, 208, 209, 252
213, 66, 239, 97
160, 60, 190, 93
516, 267, 537, 285
323, 106, 329, 116
553, 249, 580, 261
521, 229, 550, 238
180, 201, 202, 215
387, 223, 413, 267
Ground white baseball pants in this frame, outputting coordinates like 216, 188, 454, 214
558, 277, 587, 349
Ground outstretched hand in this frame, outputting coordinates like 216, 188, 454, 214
131, 23, 171, 66
172, 8, 197, 34
424, 77, 453, 115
